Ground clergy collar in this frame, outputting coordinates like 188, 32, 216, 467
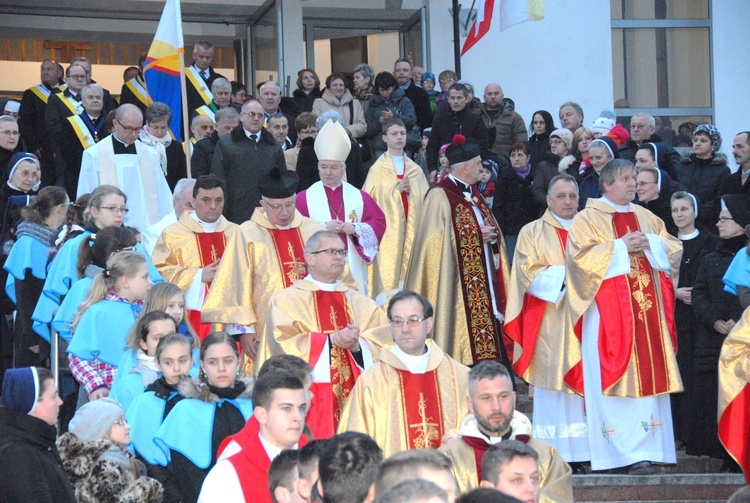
599, 195, 630, 212
112, 133, 136, 150
190, 210, 220, 232
460, 415, 508, 445
390, 343, 430, 374
448, 174, 472, 193
258, 431, 296, 462
304, 274, 338, 291
551, 212, 574, 230
678, 229, 700, 240
323, 182, 343, 191
263, 212, 290, 229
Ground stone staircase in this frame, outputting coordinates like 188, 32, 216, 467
515, 381, 747, 502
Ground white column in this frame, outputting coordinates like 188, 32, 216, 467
278, 0, 305, 96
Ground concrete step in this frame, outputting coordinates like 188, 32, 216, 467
572, 473, 745, 502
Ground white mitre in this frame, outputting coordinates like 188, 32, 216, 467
314, 119, 351, 162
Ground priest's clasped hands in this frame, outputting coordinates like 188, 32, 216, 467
330, 324, 361, 352
622, 231, 650, 253
326, 220, 356, 236
480, 225, 498, 245
397, 177, 411, 194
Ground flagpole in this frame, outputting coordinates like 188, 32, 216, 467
178, 47, 192, 178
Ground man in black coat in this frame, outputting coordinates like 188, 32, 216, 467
210, 100, 286, 224
192, 107, 240, 178
719, 131, 750, 197
394, 58, 433, 131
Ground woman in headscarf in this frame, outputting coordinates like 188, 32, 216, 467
0, 152, 41, 230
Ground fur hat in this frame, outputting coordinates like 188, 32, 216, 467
550, 128, 573, 151
2, 367, 40, 414
314, 119, 351, 162
693, 124, 722, 152
69, 398, 125, 442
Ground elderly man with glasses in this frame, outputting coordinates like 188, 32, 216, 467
339, 290, 470, 458
77, 103, 172, 229
260, 229, 389, 439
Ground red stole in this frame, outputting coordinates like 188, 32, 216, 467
223, 417, 309, 502
268, 228, 307, 287
506, 228, 568, 377
461, 434, 532, 484
188, 232, 227, 340
594, 212, 676, 395
397, 370, 443, 449
306, 290, 361, 439
396, 172, 408, 217
440, 179, 505, 364
719, 383, 750, 483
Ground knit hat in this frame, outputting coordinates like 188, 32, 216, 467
693, 124, 721, 152
314, 119, 351, 162
439, 143, 451, 156
420, 72, 435, 85
721, 195, 750, 228
550, 128, 573, 151
259, 167, 299, 199
591, 111, 616, 134
68, 398, 125, 442
6, 152, 42, 191
481, 159, 499, 182
2, 367, 40, 414
445, 134, 481, 166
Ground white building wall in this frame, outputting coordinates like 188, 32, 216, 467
426, 0, 614, 129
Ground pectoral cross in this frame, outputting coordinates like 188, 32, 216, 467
409, 393, 440, 449
348, 209, 359, 223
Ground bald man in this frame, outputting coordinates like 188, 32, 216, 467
478, 83, 527, 156
77, 103, 173, 228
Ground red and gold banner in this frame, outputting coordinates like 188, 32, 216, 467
397, 370, 444, 449
268, 228, 307, 288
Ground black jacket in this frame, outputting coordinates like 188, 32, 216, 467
527, 133, 551, 168
675, 153, 731, 228
691, 235, 746, 373
191, 131, 220, 178
718, 165, 750, 198
365, 89, 417, 156
0, 407, 76, 502
210, 125, 286, 224
618, 133, 680, 180
426, 107, 489, 171
492, 164, 537, 236
402, 81, 433, 131
292, 87, 322, 115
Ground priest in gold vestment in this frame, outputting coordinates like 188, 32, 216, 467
262, 230, 390, 440
404, 135, 510, 367
718, 306, 750, 483
362, 119, 429, 304
201, 168, 324, 370
338, 290, 469, 457
439, 361, 573, 503
152, 174, 238, 340
504, 174, 588, 464
563, 159, 682, 472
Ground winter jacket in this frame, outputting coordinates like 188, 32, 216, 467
492, 164, 537, 236
312, 88, 367, 139
527, 133, 551, 168
477, 98, 528, 156
426, 107, 490, 171
191, 130, 220, 178
402, 81, 434, 131
618, 133, 680, 180
531, 154, 575, 212
0, 408, 76, 502
210, 125, 287, 224
675, 153, 731, 228
365, 88, 417, 156
292, 87, 322, 115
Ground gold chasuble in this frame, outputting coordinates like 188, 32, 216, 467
151, 212, 238, 339
563, 199, 683, 398
201, 208, 324, 333
362, 153, 429, 303
505, 210, 572, 390
404, 178, 510, 366
338, 340, 469, 457
262, 279, 390, 438
718, 307, 750, 483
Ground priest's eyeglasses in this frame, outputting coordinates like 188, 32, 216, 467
390, 317, 429, 329
310, 248, 347, 257
265, 200, 296, 211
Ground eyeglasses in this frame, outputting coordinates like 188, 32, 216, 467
439, 78, 455, 83
636, 181, 657, 187
100, 206, 130, 214
114, 120, 143, 134
390, 317, 430, 329
310, 248, 347, 257
549, 139, 564, 146
242, 112, 265, 119
718, 216, 734, 224
0, 130, 20, 136
113, 418, 128, 426
298, 129, 318, 137
264, 200, 296, 211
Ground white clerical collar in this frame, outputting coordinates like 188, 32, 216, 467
190, 211, 220, 232
390, 343, 430, 374
449, 174, 471, 188
112, 133, 132, 149
551, 212, 574, 230
258, 431, 297, 461
304, 274, 338, 291
324, 182, 343, 190
678, 229, 700, 240
599, 195, 630, 213
263, 212, 290, 229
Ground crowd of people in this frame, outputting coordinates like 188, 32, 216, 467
0, 39, 749, 503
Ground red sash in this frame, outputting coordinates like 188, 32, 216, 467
460, 436, 491, 484
309, 290, 360, 434
189, 232, 227, 340
507, 228, 568, 377
396, 173, 408, 218
719, 383, 750, 483
397, 370, 443, 449
268, 228, 308, 287
595, 213, 674, 395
